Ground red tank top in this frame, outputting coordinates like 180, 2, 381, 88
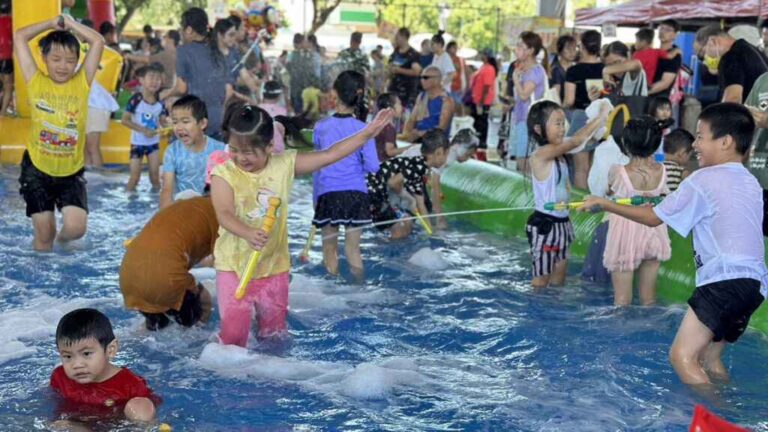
0, 16, 12, 60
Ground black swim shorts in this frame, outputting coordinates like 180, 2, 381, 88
688, 278, 765, 343
18, 152, 88, 217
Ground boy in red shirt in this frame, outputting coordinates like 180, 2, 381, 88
50, 308, 157, 423
632, 28, 668, 85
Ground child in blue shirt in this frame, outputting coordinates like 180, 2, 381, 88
312, 71, 379, 278
160, 95, 225, 208
123, 63, 167, 192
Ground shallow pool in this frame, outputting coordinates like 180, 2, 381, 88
0, 166, 767, 432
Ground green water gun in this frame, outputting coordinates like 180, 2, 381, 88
544, 196, 663, 211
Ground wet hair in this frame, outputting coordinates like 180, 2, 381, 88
698, 102, 755, 155
635, 28, 655, 45
431, 30, 445, 47
397, 27, 411, 39
262, 80, 283, 99
376, 92, 399, 111
181, 7, 209, 38
663, 128, 695, 155
143, 24, 154, 35
39, 31, 81, 60
527, 100, 563, 148
333, 70, 368, 121
172, 94, 208, 122
420, 129, 451, 156
167, 30, 181, 47
351, 31, 362, 44
649, 96, 672, 118
210, 18, 235, 67
136, 62, 165, 78
446, 40, 458, 51
580, 30, 602, 57
621, 115, 663, 158
293, 33, 305, 46
659, 19, 680, 33
98, 21, 115, 37
527, 101, 566, 181
605, 41, 629, 59
56, 308, 115, 350
222, 101, 274, 150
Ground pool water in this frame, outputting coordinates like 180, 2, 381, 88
1, 166, 767, 432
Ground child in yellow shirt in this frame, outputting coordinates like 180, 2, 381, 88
210, 102, 392, 346
13, 15, 104, 251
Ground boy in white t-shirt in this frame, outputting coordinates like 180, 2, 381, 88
122, 63, 167, 192
579, 103, 767, 385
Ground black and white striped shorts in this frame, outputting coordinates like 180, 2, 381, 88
525, 211, 575, 278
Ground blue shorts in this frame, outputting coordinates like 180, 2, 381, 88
512, 122, 529, 158
130, 144, 159, 159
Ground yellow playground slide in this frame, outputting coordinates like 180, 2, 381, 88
0, 0, 167, 165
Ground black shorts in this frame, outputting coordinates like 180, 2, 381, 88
19, 152, 88, 217
312, 191, 372, 228
0, 59, 12, 75
526, 211, 574, 278
688, 278, 765, 343
141, 286, 203, 331
130, 144, 159, 159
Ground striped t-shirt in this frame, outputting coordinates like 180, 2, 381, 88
663, 160, 684, 193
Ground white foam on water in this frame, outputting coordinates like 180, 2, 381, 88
407, 247, 451, 270
463, 246, 489, 259
288, 274, 392, 316
197, 342, 424, 400
0, 295, 115, 364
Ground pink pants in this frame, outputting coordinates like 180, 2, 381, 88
216, 271, 290, 347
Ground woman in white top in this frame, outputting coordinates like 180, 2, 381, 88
430, 31, 456, 93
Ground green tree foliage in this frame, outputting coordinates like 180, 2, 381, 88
115, 0, 207, 32
378, 0, 535, 51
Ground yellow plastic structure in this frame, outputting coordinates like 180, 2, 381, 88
235, 197, 282, 300
414, 210, 433, 236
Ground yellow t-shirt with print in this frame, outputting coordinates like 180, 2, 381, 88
212, 150, 297, 280
27, 69, 90, 177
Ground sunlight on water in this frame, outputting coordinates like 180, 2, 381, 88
0, 166, 767, 431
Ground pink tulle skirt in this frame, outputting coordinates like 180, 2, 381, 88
603, 214, 671, 273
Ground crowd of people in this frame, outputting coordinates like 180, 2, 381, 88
2, 1, 768, 428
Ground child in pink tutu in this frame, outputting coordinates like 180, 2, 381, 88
603, 116, 671, 305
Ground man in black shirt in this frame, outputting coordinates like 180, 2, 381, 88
650, 19, 682, 98
388, 27, 422, 109
695, 25, 768, 103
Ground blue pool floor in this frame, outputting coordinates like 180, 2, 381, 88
0, 166, 767, 431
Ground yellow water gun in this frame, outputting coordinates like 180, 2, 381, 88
414, 210, 433, 236
544, 196, 663, 212
298, 226, 317, 263
235, 197, 282, 300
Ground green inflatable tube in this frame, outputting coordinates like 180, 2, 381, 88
440, 160, 768, 334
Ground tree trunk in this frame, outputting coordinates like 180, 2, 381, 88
309, 0, 343, 35
116, 0, 149, 34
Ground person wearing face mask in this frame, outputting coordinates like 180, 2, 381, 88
694, 25, 768, 104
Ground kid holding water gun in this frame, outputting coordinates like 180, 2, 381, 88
603, 116, 671, 305
210, 102, 392, 347
526, 100, 610, 288
312, 70, 380, 277
579, 103, 767, 385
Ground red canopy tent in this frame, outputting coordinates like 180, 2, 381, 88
575, 0, 768, 26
